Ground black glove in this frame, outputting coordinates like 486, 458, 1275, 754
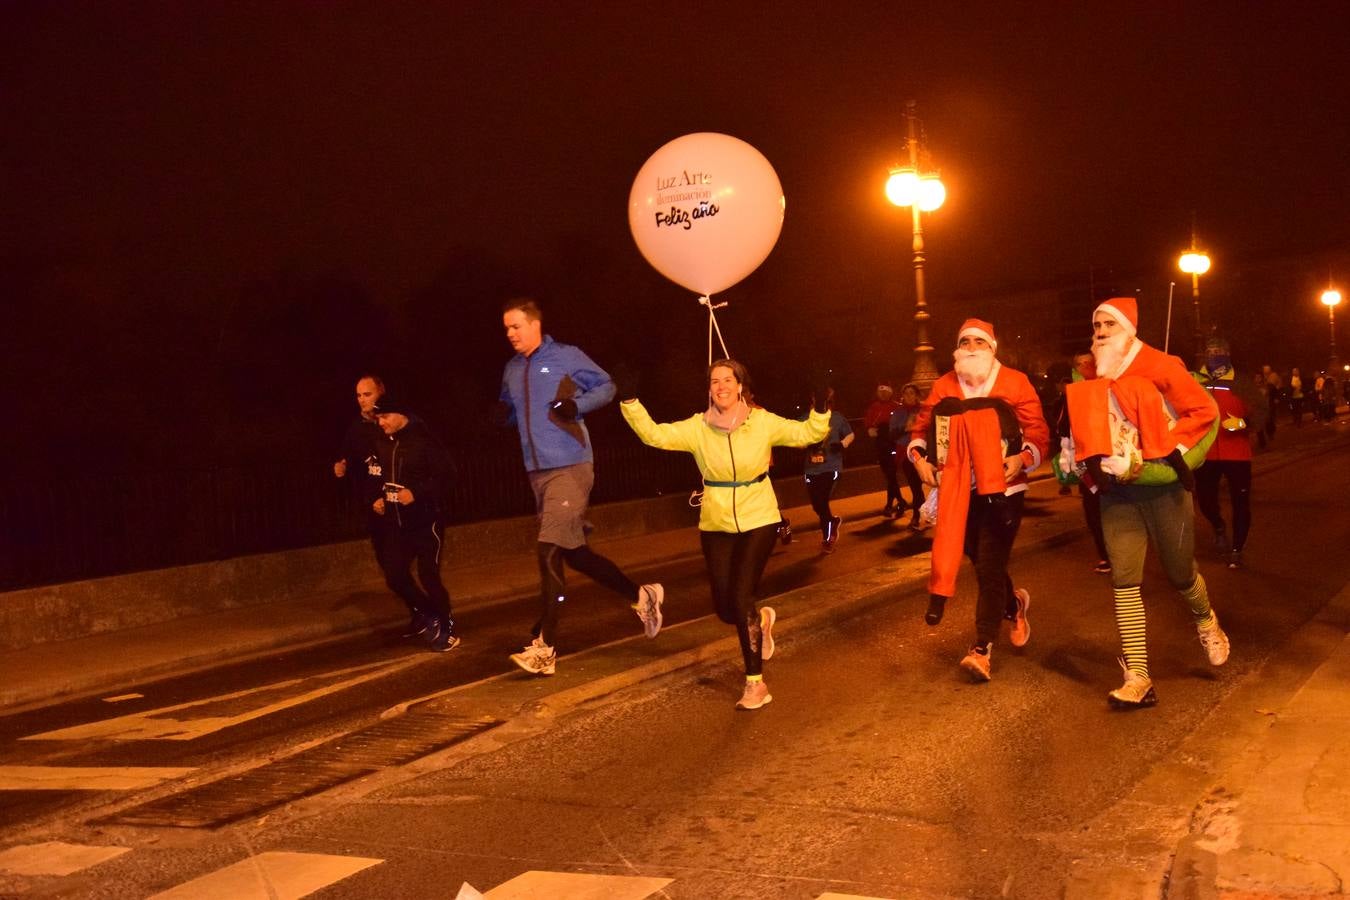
549, 398, 579, 421
490, 400, 512, 427
611, 362, 639, 402
810, 366, 832, 413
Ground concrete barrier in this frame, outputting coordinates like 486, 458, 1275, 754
0, 466, 887, 651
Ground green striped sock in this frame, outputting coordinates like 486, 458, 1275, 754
1114, 585, 1148, 677
1181, 574, 1214, 628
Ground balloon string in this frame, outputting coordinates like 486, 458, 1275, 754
699, 294, 730, 364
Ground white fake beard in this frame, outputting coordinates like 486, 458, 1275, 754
953, 349, 995, 387
1091, 332, 1132, 377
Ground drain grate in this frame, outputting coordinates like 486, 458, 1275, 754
99, 712, 501, 828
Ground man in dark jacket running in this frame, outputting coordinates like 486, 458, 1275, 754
371, 396, 459, 652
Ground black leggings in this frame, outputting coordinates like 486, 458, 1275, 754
534, 542, 639, 647
700, 523, 779, 677
805, 471, 838, 530
1196, 460, 1252, 551
898, 455, 925, 512
875, 437, 901, 506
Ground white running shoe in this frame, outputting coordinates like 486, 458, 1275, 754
760, 606, 776, 660
1108, 658, 1157, 709
1008, 588, 1031, 648
509, 642, 556, 676
1197, 614, 1231, 666
635, 583, 664, 639
735, 679, 772, 710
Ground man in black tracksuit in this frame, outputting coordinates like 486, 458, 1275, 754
369, 396, 459, 652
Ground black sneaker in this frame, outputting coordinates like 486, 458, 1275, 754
402, 614, 431, 638
925, 594, 947, 626
430, 623, 461, 652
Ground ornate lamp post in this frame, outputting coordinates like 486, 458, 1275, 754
1322, 287, 1342, 372
1178, 243, 1211, 368
885, 100, 946, 392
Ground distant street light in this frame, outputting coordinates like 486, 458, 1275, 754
885, 100, 946, 392
1322, 287, 1342, 371
1178, 234, 1211, 368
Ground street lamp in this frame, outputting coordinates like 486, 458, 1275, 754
1178, 244, 1211, 368
1322, 287, 1342, 371
885, 100, 946, 392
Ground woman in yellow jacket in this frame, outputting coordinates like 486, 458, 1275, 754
619, 359, 830, 710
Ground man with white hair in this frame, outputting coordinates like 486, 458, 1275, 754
1088, 297, 1224, 709
908, 319, 1050, 682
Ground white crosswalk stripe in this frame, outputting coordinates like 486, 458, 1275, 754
0, 841, 130, 877
146, 851, 381, 899
0, 765, 194, 790
462, 870, 674, 898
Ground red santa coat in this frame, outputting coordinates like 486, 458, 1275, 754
907, 360, 1051, 496
1103, 341, 1217, 452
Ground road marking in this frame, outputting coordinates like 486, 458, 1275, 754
0, 841, 131, 876
147, 851, 381, 899
102, 693, 144, 702
816, 894, 896, 899
0, 765, 195, 790
479, 871, 674, 899
22, 657, 427, 742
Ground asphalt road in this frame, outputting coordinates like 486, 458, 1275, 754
1, 423, 1346, 898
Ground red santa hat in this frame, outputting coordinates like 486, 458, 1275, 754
957, 318, 997, 350
1094, 297, 1138, 336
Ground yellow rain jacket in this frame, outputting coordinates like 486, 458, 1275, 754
621, 400, 830, 533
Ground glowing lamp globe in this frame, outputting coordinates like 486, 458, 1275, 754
885, 169, 919, 207
917, 175, 946, 212
1322, 289, 1342, 308
1179, 252, 1211, 275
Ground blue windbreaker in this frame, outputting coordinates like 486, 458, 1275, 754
499, 335, 616, 472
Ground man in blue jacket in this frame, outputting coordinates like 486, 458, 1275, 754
497, 298, 664, 676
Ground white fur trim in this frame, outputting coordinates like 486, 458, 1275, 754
907, 438, 927, 462
1094, 302, 1137, 336
958, 325, 997, 349
958, 359, 1001, 399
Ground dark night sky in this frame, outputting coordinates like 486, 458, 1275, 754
4, 3, 1349, 469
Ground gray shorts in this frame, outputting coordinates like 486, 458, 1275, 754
528, 462, 594, 549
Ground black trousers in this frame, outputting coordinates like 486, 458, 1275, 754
1196, 459, 1252, 551
962, 493, 1025, 647
1080, 482, 1110, 561
533, 542, 639, 647
805, 471, 838, 530
379, 521, 453, 625
875, 436, 901, 506
700, 523, 779, 677
898, 455, 925, 512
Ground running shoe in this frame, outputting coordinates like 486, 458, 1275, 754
1197, 614, 1231, 666
1008, 588, 1031, 648
430, 624, 461, 653
1108, 658, 1157, 709
509, 642, 556, 676
960, 644, 992, 682
881, 502, 897, 519
777, 520, 793, 545
823, 516, 841, 553
401, 613, 432, 638
1227, 550, 1243, 570
924, 594, 946, 626
635, 583, 664, 638
760, 606, 776, 660
735, 679, 772, 710
1093, 559, 1112, 575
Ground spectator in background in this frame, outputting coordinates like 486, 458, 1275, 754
862, 382, 904, 518
1288, 367, 1304, 426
